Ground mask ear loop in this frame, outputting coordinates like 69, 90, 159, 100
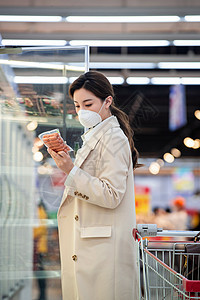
98, 96, 113, 116
104, 96, 113, 116
97, 100, 106, 114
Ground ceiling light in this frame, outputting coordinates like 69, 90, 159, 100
0, 59, 64, 70
192, 139, 200, 149
69, 76, 124, 85
66, 16, 180, 23
33, 151, 44, 162
107, 77, 124, 84
183, 137, 195, 148
184, 15, 200, 22
69, 77, 78, 84
163, 153, 174, 163
2, 39, 67, 46
158, 62, 200, 69
181, 77, 200, 85
173, 40, 200, 46
171, 148, 181, 158
149, 162, 160, 175
126, 77, 150, 85
194, 110, 200, 120
89, 62, 156, 69
0, 15, 62, 22
14, 76, 68, 84
69, 40, 170, 47
151, 77, 181, 85
65, 65, 85, 72
0, 59, 84, 72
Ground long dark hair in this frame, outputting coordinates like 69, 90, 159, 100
69, 71, 139, 169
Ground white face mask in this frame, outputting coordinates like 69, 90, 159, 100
77, 100, 106, 128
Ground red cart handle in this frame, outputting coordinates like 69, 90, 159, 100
132, 228, 139, 241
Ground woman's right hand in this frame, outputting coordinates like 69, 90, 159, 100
47, 148, 74, 174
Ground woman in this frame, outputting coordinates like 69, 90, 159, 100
47, 71, 139, 300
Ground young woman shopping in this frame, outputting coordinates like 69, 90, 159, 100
47, 71, 139, 300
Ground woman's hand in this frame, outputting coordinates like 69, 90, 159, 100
48, 148, 74, 174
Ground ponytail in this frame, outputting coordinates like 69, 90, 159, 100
110, 103, 139, 169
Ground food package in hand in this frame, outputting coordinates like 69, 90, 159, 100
38, 129, 73, 153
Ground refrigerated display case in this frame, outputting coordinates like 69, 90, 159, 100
0, 45, 89, 300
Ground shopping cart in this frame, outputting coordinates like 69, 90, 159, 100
133, 224, 200, 300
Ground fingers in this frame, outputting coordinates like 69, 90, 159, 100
47, 148, 57, 158
48, 148, 68, 158
47, 148, 73, 174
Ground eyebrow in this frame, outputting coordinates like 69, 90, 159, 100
74, 98, 93, 103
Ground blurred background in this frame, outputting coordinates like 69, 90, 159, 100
0, 0, 200, 299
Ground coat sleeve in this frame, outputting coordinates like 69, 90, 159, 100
65, 130, 131, 209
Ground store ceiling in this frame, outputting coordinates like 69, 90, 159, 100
0, 0, 200, 159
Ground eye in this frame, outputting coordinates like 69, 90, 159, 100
75, 105, 80, 108
85, 104, 92, 107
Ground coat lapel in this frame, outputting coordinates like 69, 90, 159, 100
74, 116, 119, 168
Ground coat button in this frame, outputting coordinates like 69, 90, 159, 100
72, 255, 77, 261
75, 215, 79, 221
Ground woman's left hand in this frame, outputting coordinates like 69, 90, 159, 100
48, 148, 74, 174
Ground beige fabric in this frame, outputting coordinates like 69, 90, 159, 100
57, 116, 139, 300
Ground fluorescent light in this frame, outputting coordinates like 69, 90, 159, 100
2, 39, 67, 46
66, 16, 180, 23
70, 40, 170, 47
184, 15, 200, 22
107, 77, 124, 84
151, 77, 181, 85
69, 76, 124, 85
0, 59, 64, 70
126, 77, 150, 85
0, 15, 62, 22
173, 40, 200, 46
0, 59, 85, 72
14, 76, 68, 84
69, 77, 78, 84
89, 62, 155, 69
158, 62, 200, 69
65, 65, 85, 72
181, 77, 200, 84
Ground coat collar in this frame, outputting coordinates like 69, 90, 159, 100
74, 116, 120, 168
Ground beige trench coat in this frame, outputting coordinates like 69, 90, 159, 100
57, 116, 139, 300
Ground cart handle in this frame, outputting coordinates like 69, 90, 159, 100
132, 228, 138, 241
135, 224, 200, 238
